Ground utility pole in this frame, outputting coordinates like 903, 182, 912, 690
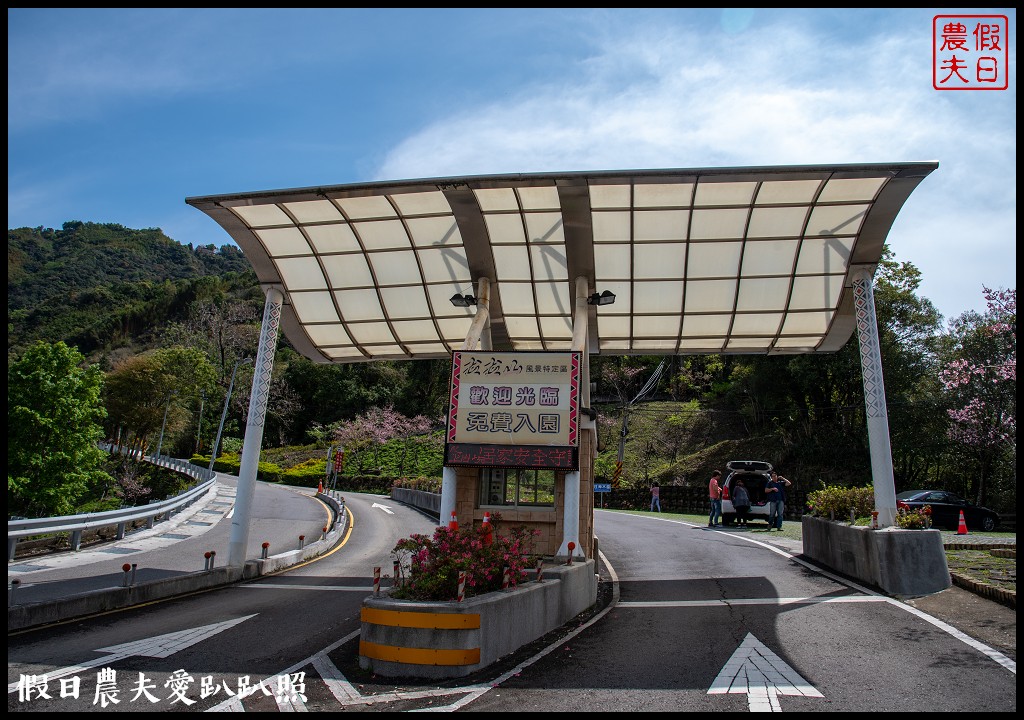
155, 390, 178, 459
195, 390, 206, 454
209, 358, 251, 472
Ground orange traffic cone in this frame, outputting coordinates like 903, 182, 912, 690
448, 511, 459, 531
957, 510, 969, 535
317, 481, 323, 493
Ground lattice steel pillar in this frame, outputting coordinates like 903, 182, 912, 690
229, 287, 283, 567
852, 269, 898, 528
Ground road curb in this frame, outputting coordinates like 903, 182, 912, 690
949, 572, 1016, 610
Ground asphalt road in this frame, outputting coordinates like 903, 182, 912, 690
7, 500, 1016, 712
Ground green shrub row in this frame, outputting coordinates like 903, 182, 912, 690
191, 452, 408, 494
805, 484, 875, 522
392, 476, 443, 493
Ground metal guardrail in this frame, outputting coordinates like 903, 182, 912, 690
7, 444, 217, 561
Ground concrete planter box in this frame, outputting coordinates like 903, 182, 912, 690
359, 559, 598, 679
801, 516, 951, 597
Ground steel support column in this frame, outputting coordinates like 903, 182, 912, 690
439, 277, 492, 528
228, 287, 283, 567
557, 276, 590, 560
852, 269, 898, 528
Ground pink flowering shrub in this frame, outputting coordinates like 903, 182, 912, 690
390, 516, 539, 601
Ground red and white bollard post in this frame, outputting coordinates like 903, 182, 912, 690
457, 571, 466, 602
373, 567, 381, 596
482, 511, 493, 546
536, 559, 544, 583
502, 566, 510, 590
393, 560, 400, 587
261, 542, 270, 559
566, 541, 575, 565
298, 535, 305, 550
871, 511, 879, 529
122, 563, 132, 586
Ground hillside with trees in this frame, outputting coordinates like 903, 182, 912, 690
6, 222, 1016, 519
8, 222, 252, 358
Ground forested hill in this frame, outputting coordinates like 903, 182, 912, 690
8, 222, 250, 309
8, 222, 256, 357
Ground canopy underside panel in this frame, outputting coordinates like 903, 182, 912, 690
186, 162, 936, 363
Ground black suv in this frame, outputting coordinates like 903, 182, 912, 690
721, 460, 773, 526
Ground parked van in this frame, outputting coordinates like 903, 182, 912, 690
721, 460, 773, 526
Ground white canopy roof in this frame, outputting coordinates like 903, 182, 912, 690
186, 162, 936, 363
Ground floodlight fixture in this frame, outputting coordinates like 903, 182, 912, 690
449, 293, 478, 307
587, 290, 616, 306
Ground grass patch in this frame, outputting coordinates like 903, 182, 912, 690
945, 549, 1016, 594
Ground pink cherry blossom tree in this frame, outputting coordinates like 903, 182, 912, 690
939, 287, 1016, 505
332, 405, 438, 473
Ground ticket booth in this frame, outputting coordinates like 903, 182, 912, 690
441, 349, 596, 560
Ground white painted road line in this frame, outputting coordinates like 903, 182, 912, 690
617, 595, 890, 608
236, 584, 374, 592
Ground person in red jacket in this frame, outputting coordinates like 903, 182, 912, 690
708, 470, 723, 527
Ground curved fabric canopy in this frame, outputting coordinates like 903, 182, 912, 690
186, 162, 936, 363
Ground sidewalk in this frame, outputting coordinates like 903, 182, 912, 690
7, 480, 235, 577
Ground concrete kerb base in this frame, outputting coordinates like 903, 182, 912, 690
6, 490, 351, 632
7, 566, 247, 632
248, 491, 348, 574
359, 558, 598, 679
801, 515, 952, 597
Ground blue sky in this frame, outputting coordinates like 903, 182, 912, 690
7, 8, 1016, 323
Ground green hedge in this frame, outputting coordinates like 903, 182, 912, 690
805, 484, 875, 522
191, 451, 403, 494
192, 434, 445, 490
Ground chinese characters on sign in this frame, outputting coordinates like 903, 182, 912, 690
445, 442, 579, 470
446, 351, 581, 469
933, 15, 1009, 90
16, 670, 307, 707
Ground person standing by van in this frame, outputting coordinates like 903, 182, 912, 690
732, 479, 751, 527
708, 470, 723, 527
765, 470, 792, 530
650, 482, 661, 512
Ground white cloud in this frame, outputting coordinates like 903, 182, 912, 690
377, 17, 1015, 320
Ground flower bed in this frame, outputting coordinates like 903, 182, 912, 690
390, 514, 539, 601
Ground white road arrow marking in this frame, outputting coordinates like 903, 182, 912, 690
8, 614, 257, 694
708, 632, 823, 712
371, 503, 394, 515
